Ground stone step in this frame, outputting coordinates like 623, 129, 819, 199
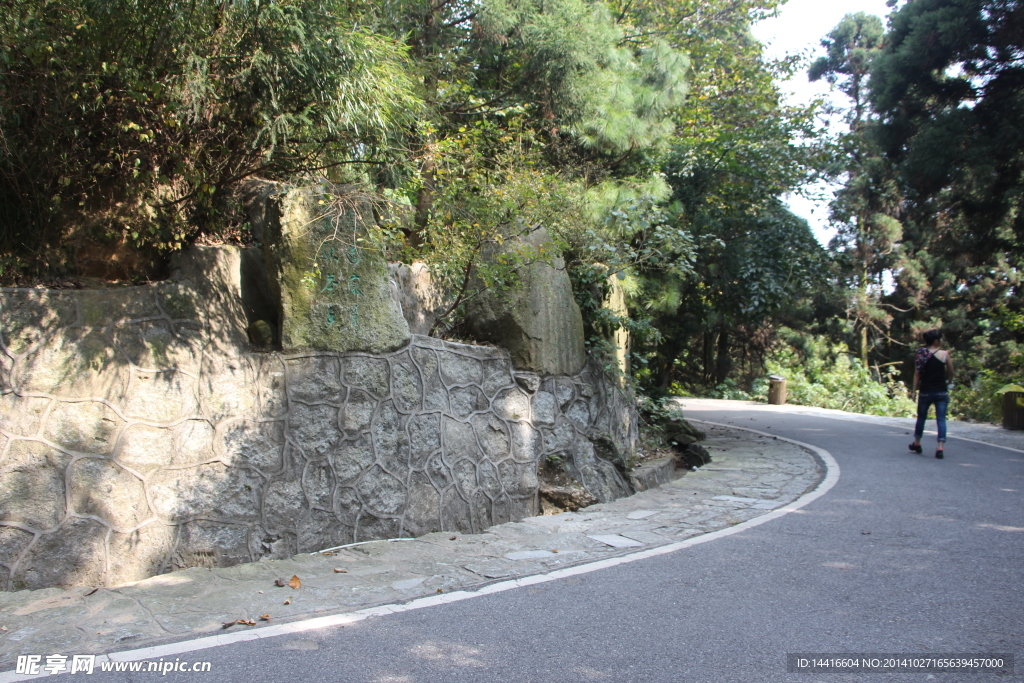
628, 456, 683, 492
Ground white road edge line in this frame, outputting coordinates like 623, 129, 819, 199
910, 431, 1023, 454
801, 412, 1024, 454
681, 400, 1024, 454
0, 422, 839, 683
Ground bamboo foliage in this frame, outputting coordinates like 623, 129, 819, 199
0, 0, 420, 273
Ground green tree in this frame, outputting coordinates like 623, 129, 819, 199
639, 198, 827, 392
870, 0, 1024, 393
358, 0, 696, 337
0, 0, 419, 279
358, 0, 690, 230
871, 0, 1024, 259
809, 12, 901, 369
628, 0, 828, 392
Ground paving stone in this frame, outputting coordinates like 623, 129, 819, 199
0, 424, 823, 669
391, 577, 428, 590
587, 534, 644, 548
616, 530, 670, 544
711, 495, 763, 504
504, 550, 557, 560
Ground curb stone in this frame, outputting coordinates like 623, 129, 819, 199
0, 423, 823, 672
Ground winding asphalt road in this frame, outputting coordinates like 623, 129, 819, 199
70, 405, 1024, 682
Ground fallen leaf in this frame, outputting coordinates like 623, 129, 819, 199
321, 551, 335, 556
222, 620, 237, 629
288, 575, 302, 589
1, 626, 7, 631
85, 587, 99, 596
284, 599, 292, 605
551, 549, 559, 553
274, 578, 286, 587
240, 619, 257, 626
258, 590, 264, 594
436, 589, 443, 594
333, 568, 347, 573
259, 614, 271, 621
449, 536, 457, 541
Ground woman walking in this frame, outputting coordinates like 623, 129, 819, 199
909, 329, 955, 459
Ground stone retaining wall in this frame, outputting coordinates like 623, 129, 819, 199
0, 267, 636, 590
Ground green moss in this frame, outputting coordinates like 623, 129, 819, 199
158, 288, 199, 320
270, 188, 409, 353
80, 298, 106, 328
145, 331, 171, 364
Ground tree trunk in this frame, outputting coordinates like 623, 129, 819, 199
412, 155, 434, 244
860, 324, 869, 370
702, 330, 716, 385
715, 326, 731, 385
409, 0, 441, 248
859, 255, 870, 369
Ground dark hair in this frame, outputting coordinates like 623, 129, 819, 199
923, 328, 943, 345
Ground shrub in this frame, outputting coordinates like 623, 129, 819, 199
951, 371, 1024, 423
761, 330, 916, 417
0, 0, 418, 280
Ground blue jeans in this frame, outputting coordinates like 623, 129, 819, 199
915, 392, 949, 443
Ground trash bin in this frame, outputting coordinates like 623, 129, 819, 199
768, 375, 787, 405
1003, 392, 1024, 430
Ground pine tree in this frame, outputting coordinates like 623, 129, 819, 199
870, 0, 1024, 387
810, 13, 901, 369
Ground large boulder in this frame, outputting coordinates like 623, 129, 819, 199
167, 245, 250, 351
603, 269, 631, 382
463, 227, 586, 376
663, 417, 706, 447
248, 182, 411, 353
389, 261, 446, 335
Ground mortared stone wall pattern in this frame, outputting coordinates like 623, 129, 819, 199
0, 259, 636, 590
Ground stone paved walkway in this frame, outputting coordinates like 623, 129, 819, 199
0, 423, 822, 671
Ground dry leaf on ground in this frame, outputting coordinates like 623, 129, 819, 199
259, 614, 271, 621
333, 568, 347, 573
288, 575, 302, 589
222, 620, 237, 629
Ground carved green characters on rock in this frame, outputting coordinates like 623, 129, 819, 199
262, 185, 410, 353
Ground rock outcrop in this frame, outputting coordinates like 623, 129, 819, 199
463, 227, 586, 376
244, 181, 411, 354
0, 245, 637, 590
603, 270, 631, 381
388, 261, 446, 335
